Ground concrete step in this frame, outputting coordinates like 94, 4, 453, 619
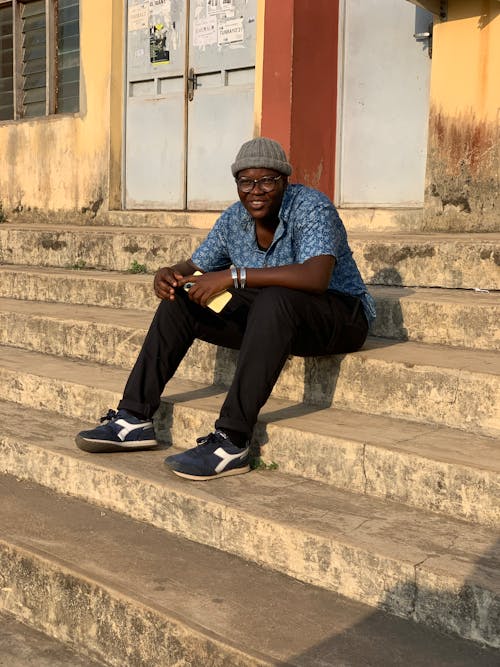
0, 223, 498, 289
103, 208, 426, 233
0, 404, 498, 649
3, 209, 220, 230
0, 222, 202, 272
0, 298, 498, 436
0, 265, 157, 311
1, 345, 498, 527
0, 207, 426, 233
10, 205, 499, 233
0, 612, 104, 667
3, 475, 498, 666
104, 209, 218, 230
103, 207, 500, 234
371, 285, 500, 351
14, 206, 497, 234
1, 265, 499, 350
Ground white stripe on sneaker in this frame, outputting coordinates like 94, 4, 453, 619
115, 419, 153, 442
213, 447, 249, 474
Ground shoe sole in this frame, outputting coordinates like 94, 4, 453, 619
166, 464, 251, 481
75, 435, 158, 453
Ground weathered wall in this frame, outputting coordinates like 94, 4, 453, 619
0, 0, 118, 217
425, 0, 500, 230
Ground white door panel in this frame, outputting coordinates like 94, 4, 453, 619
337, 0, 432, 206
125, 0, 256, 210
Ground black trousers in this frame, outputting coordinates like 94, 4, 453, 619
118, 286, 368, 440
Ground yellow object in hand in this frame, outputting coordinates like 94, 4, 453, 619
187, 271, 232, 313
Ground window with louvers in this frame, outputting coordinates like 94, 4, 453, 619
21, 0, 47, 117
57, 0, 79, 113
0, 3, 13, 120
0, 0, 79, 120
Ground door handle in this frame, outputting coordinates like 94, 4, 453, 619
187, 67, 197, 101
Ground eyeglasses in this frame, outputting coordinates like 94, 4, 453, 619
235, 175, 282, 193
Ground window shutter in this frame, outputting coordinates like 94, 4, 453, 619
21, 0, 46, 118
0, 3, 14, 120
56, 0, 79, 113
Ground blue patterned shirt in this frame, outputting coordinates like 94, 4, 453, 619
191, 184, 376, 323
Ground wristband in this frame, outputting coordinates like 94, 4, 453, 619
230, 266, 239, 288
240, 267, 246, 288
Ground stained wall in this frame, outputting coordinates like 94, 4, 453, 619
0, 0, 123, 217
425, 0, 500, 230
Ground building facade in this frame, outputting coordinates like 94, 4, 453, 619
0, 0, 498, 230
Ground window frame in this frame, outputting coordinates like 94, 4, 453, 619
0, 0, 79, 121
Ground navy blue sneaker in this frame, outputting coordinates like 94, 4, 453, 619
75, 409, 157, 453
164, 430, 250, 480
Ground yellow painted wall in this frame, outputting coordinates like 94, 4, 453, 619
425, 0, 500, 231
431, 0, 500, 120
0, 0, 122, 214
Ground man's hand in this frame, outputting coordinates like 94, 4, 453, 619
153, 259, 202, 300
154, 267, 185, 300
179, 270, 231, 307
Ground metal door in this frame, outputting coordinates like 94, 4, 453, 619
125, 0, 256, 211
337, 0, 433, 206
186, 0, 256, 209
126, 0, 186, 209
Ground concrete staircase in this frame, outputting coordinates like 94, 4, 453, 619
0, 213, 498, 666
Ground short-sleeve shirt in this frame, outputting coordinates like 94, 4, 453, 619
191, 184, 376, 323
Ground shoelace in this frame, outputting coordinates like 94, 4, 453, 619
100, 409, 117, 423
195, 431, 227, 448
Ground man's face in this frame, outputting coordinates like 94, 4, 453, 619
236, 168, 287, 223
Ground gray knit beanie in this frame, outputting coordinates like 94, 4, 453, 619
231, 137, 292, 176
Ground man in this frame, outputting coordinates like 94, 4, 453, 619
76, 138, 376, 480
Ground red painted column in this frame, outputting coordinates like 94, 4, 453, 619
261, 0, 339, 199
260, 1, 294, 155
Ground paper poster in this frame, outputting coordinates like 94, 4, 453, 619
128, 2, 149, 31
207, 0, 234, 15
149, 0, 171, 63
150, 23, 170, 63
218, 17, 244, 45
193, 17, 218, 48
207, 0, 219, 15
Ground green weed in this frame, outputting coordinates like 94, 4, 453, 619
67, 258, 87, 270
251, 457, 279, 471
128, 260, 148, 274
